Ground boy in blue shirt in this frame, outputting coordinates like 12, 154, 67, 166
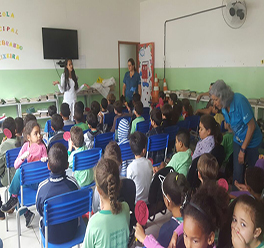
36, 143, 80, 244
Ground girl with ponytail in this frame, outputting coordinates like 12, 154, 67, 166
83, 158, 130, 248
192, 114, 222, 160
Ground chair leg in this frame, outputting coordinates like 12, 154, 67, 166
4, 188, 9, 232
16, 206, 27, 248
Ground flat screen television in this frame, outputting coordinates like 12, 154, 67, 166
42, 27, 78, 60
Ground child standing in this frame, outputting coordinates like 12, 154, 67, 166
158, 130, 192, 177
68, 126, 94, 187
127, 131, 153, 203
192, 114, 222, 160
47, 114, 64, 146
231, 195, 264, 248
36, 143, 80, 244
182, 98, 193, 119
83, 158, 130, 248
84, 112, 102, 149
60, 102, 75, 126
1, 121, 47, 227
130, 101, 144, 134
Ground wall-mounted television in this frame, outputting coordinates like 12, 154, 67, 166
42, 27, 79, 60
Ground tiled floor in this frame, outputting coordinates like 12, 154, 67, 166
0, 186, 171, 248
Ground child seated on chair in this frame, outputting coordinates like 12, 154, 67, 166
156, 91, 165, 109
74, 103, 89, 131
0, 117, 22, 188
1, 120, 47, 227
157, 129, 192, 177
98, 98, 109, 132
44, 105, 57, 139
36, 143, 80, 244
107, 93, 116, 113
182, 98, 193, 120
47, 114, 64, 146
161, 103, 173, 128
15, 117, 24, 139
84, 112, 102, 149
127, 131, 153, 203
60, 102, 75, 126
221, 121, 233, 165
197, 153, 219, 184
130, 101, 144, 134
68, 126, 94, 187
83, 157, 130, 248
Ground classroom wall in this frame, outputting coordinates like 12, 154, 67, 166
140, 0, 264, 98
0, 0, 140, 99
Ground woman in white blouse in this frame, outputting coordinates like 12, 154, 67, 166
53, 59, 89, 119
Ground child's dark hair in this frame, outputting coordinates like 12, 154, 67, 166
23, 114, 37, 126
197, 153, 219, 182
86, 111, 98, 128
133, 93, 141, 103
95, 157, 122, 214
3, 117, 16, 138
184, 181, 229, 236
120, 95, 126, 104
161, 103, 172, 121
150, 108, 162, 126
48, 143, 68, 174
23, 121, 40, 141
48, 105, 57, 117
163, 172, 189, 207
104, 141, 122, 165
15, 117, 24, 135
113, 100, 123, 114
169, 93, 178, 105
75, 101, 84, 112
91, 101, 100, 116
245, 167, 264, 195
200, 114, 223, 144
129, 131, 147, 156
101, 98, 108, 110
60, 103, 70, 118
182, 98, 193, 116
107, 93, 116, 104
159, 91, 165, 99
70, 126, 84, 147
134, 101, 143, 116
74, 106, 84, 123
235, 194, 264, 241
176, 129, 190, 148
51, 114, 64, 131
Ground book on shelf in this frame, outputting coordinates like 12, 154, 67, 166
29, 97, 40, 102
47, 93, 55, 100
4, 98, 18, 104
20, 98, 29, 103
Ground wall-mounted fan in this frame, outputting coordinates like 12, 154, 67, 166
222, 0, 247, 29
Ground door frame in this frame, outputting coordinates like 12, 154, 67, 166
118, 41, 140, 97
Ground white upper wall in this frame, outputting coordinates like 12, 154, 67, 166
0, 0, 140, 69
140, 0, 264, 68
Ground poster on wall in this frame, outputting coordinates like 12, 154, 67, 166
138, 42, 154, 107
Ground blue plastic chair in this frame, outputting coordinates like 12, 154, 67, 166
176, 119, 190, 130
146, 133, 169, 167
119, 142, 134, 162
63, 124, 74, 132
49, 139, 68, 150
72, 148, 102, 187
40, 187, 93, 248
17, 161, 50, 248
142, 107, 150, 120
83, 129, 90, 135
164, 125, 180, 156
135, 120, 151, 134
4, 147, 21, 231
103, 112, 116, 128
115, 116, 131, 130
93, 132, 115, 150
186, 115, 200, 131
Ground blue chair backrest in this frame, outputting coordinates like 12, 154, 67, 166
94, 132, 115, 150
43, 187, 93, 227
20, 161, 50, 186
103, 112, 116, 127
143, 107, 150, 115
83, 129, 90, 135
115, 116, 131, 130
142, 113, 150, 121
146, 133, 169, 159
164, 125, 180, 142
176, 119, 190, 130
6, 147, 21, 169
63, 124, 74, 132
185, 115, 200, 131
135, 120, 151, 134
49, 139, 68, 150
72, 148, 102, 172
119, 142, 134, 162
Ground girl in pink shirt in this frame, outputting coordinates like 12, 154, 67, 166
1, 120, 47, 227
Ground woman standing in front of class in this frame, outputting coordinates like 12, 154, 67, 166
53, 59, 89, 119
